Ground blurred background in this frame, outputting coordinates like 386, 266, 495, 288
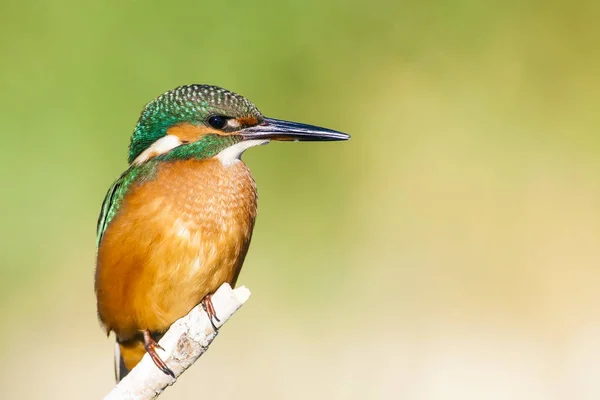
1, 0, 599, 399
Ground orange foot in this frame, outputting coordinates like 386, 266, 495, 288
202, 294, 221, 330
143, 330, 175, 378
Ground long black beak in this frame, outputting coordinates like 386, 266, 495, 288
241, 117, 350, 141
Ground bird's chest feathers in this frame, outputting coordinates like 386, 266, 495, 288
129, 158, 257, 282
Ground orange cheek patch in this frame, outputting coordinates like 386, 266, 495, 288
167, 123, 219, 142
237, 116, 259, 126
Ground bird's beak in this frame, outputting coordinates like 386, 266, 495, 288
241, 117, 350, 142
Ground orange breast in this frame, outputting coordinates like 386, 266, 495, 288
95, 158, 257, 340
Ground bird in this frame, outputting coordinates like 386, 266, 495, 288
94, 84, 350, 382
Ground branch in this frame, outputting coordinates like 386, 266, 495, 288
104, 283, 251, 400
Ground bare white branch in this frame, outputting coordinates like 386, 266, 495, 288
104, 283, 251, 400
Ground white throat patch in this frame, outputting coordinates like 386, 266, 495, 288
132, 134, 183, 165
216, 140, 270, 166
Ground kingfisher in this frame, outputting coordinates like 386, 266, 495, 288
94, 84, 349, 381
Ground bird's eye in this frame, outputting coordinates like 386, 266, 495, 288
208, 115, 227, 129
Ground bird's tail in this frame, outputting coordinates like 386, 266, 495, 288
114, 341, 129, 382
114, 339, 146, 382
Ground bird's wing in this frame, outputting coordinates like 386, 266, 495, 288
96, 167, 138, 248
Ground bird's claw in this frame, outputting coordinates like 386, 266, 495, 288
143, 330, 175, 378
201, 294, 220, 331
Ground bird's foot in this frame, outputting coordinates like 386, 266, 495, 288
143, 330, 175, 378
201, 294, 220, 331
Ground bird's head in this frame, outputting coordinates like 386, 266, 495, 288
128, 84, 349, 166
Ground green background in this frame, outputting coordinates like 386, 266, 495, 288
1, 0, 599, 398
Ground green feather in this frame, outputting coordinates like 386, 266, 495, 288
128, 84, 261, 163
96, 162, 157, 247
156, 134, 241, 162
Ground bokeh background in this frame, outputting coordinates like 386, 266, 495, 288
1, 0, 599, 399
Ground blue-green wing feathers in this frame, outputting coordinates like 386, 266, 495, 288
96, 170, 130, 247
96, 163, 157, 248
